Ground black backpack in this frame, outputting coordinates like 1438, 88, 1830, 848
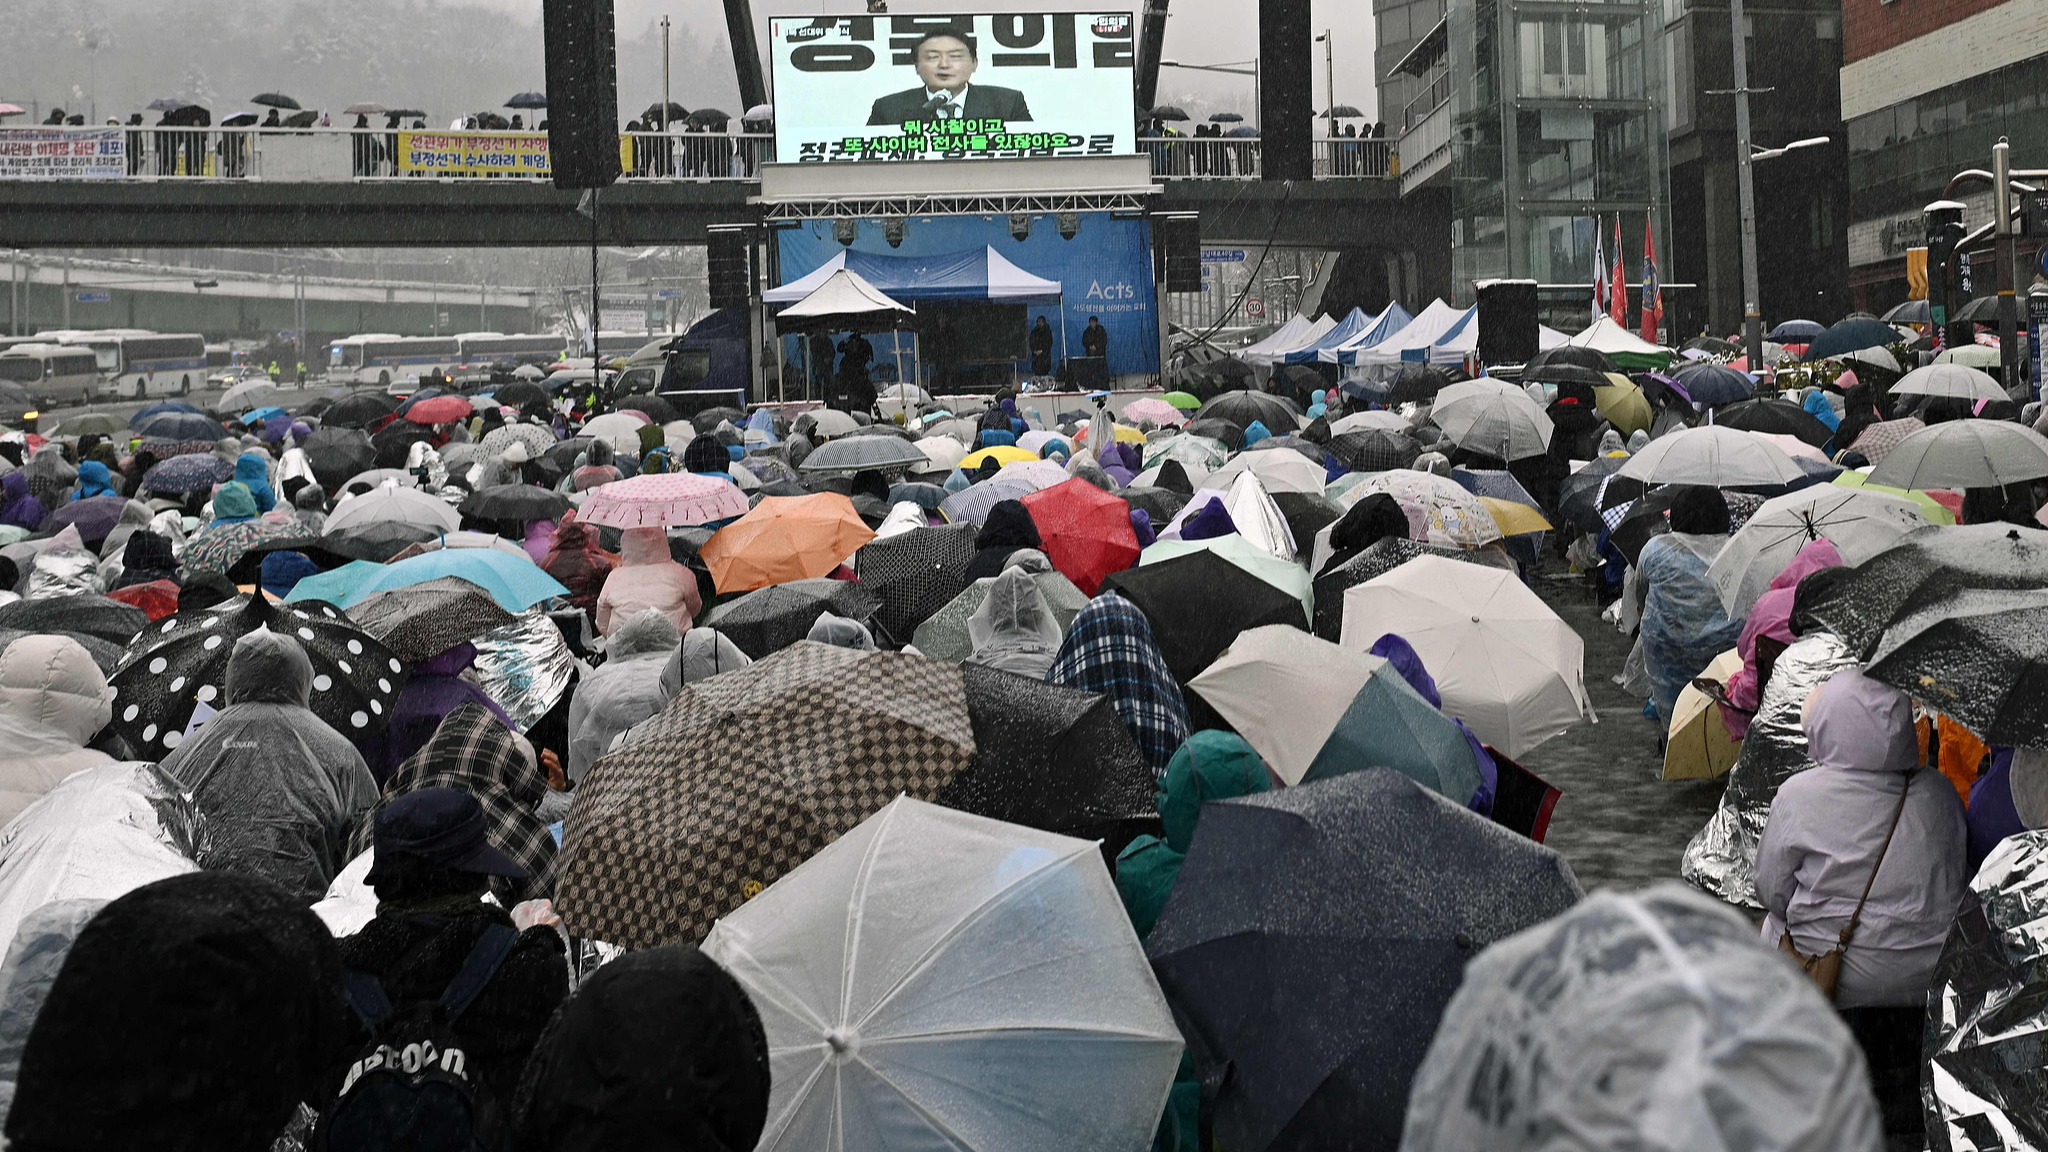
320, 923, 521, 1152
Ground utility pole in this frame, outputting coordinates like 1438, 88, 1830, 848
61, 255, 71, 329
1994, 137, 2020, 395
1320, 31, 1334, 122
662, 15, 673, 135
1727, 0, 1762, 368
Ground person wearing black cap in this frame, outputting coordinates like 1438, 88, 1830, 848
325, 787, 568, 1146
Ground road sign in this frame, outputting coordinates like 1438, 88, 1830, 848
1202, 249, 1247, 263
656, 288, 689, 299
1246, 296, 1265, 317
73, 290, 109, 304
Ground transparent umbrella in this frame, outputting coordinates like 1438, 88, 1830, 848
700, 796, 1181, 1152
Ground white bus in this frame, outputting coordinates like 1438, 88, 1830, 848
0, 344, 101, 405
55, 331, 208, 397
455, 332, 569, 368
328, 335, 464, 387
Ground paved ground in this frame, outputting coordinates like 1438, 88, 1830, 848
1519, 567, 1727, 895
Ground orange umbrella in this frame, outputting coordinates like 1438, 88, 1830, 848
699, 493, 876, 593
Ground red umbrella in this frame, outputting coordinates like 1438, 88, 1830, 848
1020, 477, 1140, 595
106, 579, 181, 622
403, 395, 475, 425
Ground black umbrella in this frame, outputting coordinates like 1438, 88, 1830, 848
249, 92, 301, 110
618, 393, 679, 424
1312, 538, 1484, 641
458, 484, 572, 523
1881, 299, 1931, 325
1798, 318, 1901, 362
851, 524, 977, 646
1802, 524, 2048, 659
301, 427, 376, 485
685, 107, 732, 127
347, 576, 520, 664
940, 664, 1157, 845
1146, 768, 1583, 1152
388, 108, 427, 119
504, 91, 549, 109
1298, 414, 1332, 445
108, 593, 407, 758
700, 578, 882, 659
1708, 398, 1834, 448
135, 411, 224, 442
488, 380, 548, 409
1148, 105, 1191, 121
1670, 362, 1756, 407
220, 112, 258, 127
1182, 419, 1246, 452
692, 406, 748, 434
1608, 486, 1681, 566
0, 595, 146, 648
1195, 390, 1300, 433
1209, 111, 1245, 123
1120, 485, 1189, 528
1327, 429, 1421, 472
640, 101, 689, 124
322, 519, 440, 563
323, 392, 400, 429
1682, 335, 1740, 356
1519, 361, 1608, 389
279, 109, 318, 128
371, 421, 436, 468
1557, 455, 1629, 533
1383, 365, 1452, 406
1633, 371, 1698, 413
1101, 550, 1307, 688
1522, 345, 1618, 377
145, 98, 193, 112
1270, 491, 1342, 557
1149, 460, 1196, 496
1321, 104, 1367, 119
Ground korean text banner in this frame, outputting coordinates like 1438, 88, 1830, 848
770, 12, 1136, 163
0, 128, 126, 179
397, 132, 634, 176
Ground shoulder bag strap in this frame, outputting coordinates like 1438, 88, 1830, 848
1839, 772, 1913, 948
439, 923, 522, 1025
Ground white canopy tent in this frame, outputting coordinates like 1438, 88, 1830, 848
1343, 299, 1468, 367
1426, 319, 1572, 365
1239, 314, 1335, 366
772, 269, 920, 403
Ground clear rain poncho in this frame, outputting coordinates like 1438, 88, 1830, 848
1401, 883, 1883, 1152
156, 629, 378, 903
965, 566, 1066, 679
1636, 531, 1744, 720
0, 897, 105, 1131
566, 608, 682, 782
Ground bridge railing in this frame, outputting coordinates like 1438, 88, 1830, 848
0, 126, 1393, 182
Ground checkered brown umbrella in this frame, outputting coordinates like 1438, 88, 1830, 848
554, 642, 978, 947
852, 523, 977, 645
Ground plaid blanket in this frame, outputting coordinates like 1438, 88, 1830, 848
351, 702, 557, 901
1049, 591, 1191, 776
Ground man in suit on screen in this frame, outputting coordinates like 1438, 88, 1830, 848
867, 30, 1032, 126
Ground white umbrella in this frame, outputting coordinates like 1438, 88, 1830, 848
700, 797, 1182, 1152
1350, 469, 1502, 547
1429, 378, 1555, 462
1616, 425, 1805, 487
1841, 345, 1901, 373
911, 435, 967, 476
1328, 409, 1414, 435
322, 483, 461, 535
511, 364, 546, 379
1340, 554, 1587, 756
1162, 472, 1297, 560
1199, 447, 1326, 495
579, 410, 650, 453
1705, 486, 1930, 613
1890, 363, 2006, 402
799, 409, 861, 438
1867, 418, 2048, 491
1186, 624, 1380, 785
219, 378, 280, 411
1933, 344, 2001, 368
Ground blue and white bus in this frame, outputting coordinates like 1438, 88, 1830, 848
454, 332, 569, 368
328, 335, 463, 387
58, 332, 208, 398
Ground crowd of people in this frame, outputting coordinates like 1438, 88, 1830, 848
0, 321, 2036, 1149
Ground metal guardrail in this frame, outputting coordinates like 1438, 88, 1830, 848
0, 126, 1394, 182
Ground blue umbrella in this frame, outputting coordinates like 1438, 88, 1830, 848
134, 411, 224, 442
129, 400, 204, 429
283, 560, 385, 606
1799, 318, 1902, 362
140, 452, 234, 495
1669, 362, 1755, 407
1765, 318, 1825, 342
291, 548, 566, 612
242, 406, 286, 423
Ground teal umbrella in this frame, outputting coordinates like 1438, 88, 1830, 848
310, 548, 567, 613
1306, 664, 1483, 801
283, 560, 385, 606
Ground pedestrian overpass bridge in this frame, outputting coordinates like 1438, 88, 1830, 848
0, 127, 1450, 302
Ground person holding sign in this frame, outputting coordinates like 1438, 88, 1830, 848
867, 31, 1032, 126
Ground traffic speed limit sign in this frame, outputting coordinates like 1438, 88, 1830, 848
1246, 297, 1265, 317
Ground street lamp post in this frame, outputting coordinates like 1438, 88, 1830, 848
1315, 32, 1334, 122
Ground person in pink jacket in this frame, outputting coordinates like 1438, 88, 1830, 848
1720, 538, 1843, 740
595, 526, 702, 636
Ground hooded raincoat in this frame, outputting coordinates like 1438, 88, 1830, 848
69, 462, 115, 503
0, 476, 43, 535
965, 500, 1043, 580
665, 627, 752, 688
364, 641, 515, 783
0, 898, 105, 1130
5, 872, 344, 1152
594, 526, 700, 636
0, 637, 113, 827
964, 566, 1065, 679
1114, 730, 1271, 940
157, 630, 379, 903
1722, 538, 1843, 739
567, 608, 681, 782
1756, 668, 1969, 1008
540, 511, 618, 620
20, 450, 74, 510
233, 452, 276, 513
510, 944, 769, 1152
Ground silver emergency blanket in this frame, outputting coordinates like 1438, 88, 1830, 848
404, 441, 450, 490
1403, 883, 1882, 1152
1925, 829, 2048, 1151
1681, 631, 1857, 908
471, 607, 578, 732
25, 545, 103, 600
0, 762, 202, 961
